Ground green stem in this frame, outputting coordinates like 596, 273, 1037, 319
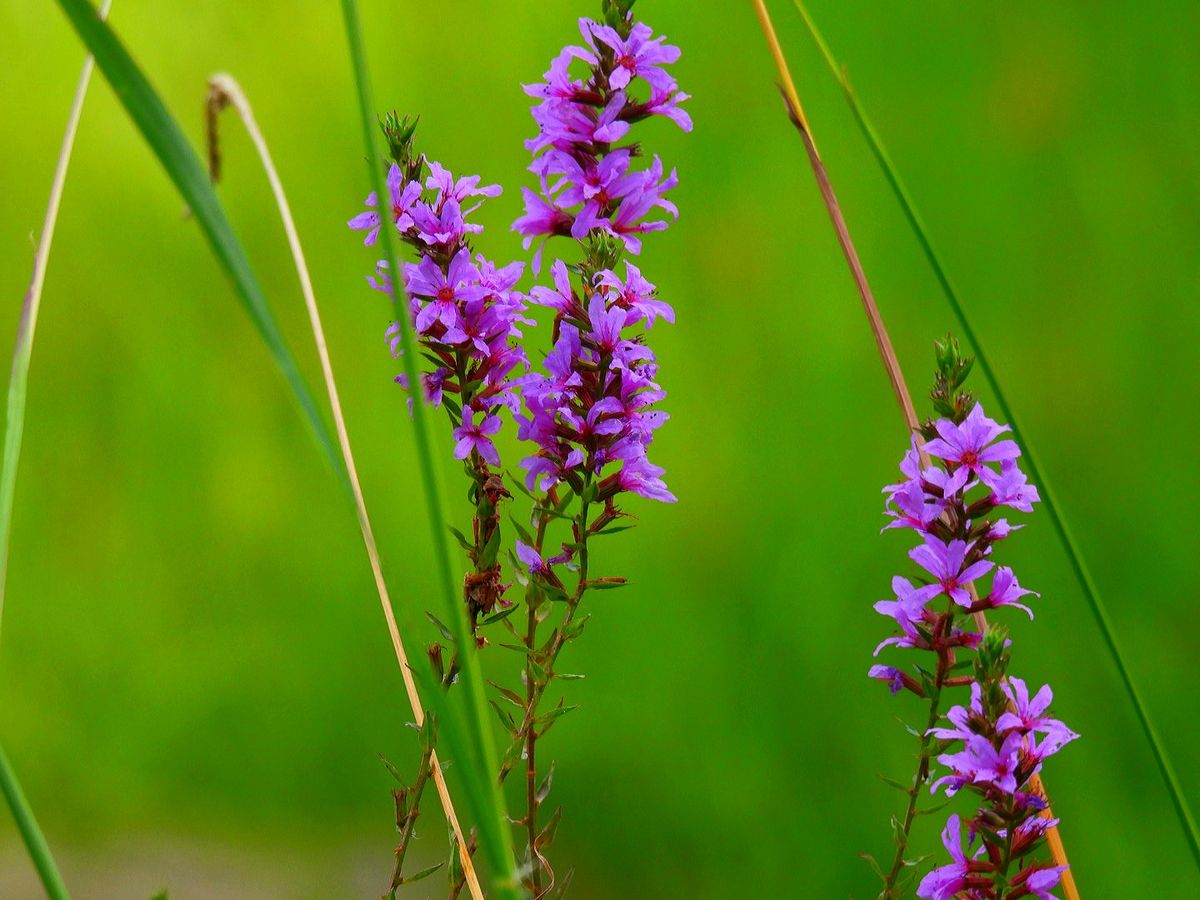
338, 2, 517, 895
882, 688, 943, 896
388, 745, 434, 896
501, 496, 592, 785
0, 744, 71, 900
790, 0, 1200, 870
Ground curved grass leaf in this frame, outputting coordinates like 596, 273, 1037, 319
790, 0, 1200, 871
0, 744, 71, 900
337, 1, 519, 895
52, 0, 345, 489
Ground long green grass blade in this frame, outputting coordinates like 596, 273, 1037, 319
337, 2, 518, 894
52, 0, 345, 489
0, 743, 71, 900
790, 0, 1200, 869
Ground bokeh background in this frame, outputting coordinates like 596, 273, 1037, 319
2, 0, 1198, 896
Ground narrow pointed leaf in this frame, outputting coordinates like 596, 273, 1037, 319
53, 0, 344, 487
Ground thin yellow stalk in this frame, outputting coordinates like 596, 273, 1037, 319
0, 0, 112, 642
204, 74, 483, 900
750, 2, 1077, 895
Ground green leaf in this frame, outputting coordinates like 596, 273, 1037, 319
536, 761, 555, 806
448, 525, 473, 554
53, 0, 343, 488
858, 851, 885, 883
537, 703, 579, 727
508, 515, 533, 546
378, 754, 407, 787
397, 862, 444, 885
479, 525, 502, 570
424, 611, 454, 642
489, 699, 517, 734
592, 524, 636, 537
535, 805, 563, 850
480, 605, 518, 627
488, 680, 524, 709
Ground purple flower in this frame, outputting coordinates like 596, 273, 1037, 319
513, 189, 572, 271
997, 678, 1070, 740
411, 197, 480, 246
348, 164, 422, 245
589, 20, 681, 93
980, 459, 1040, 513
596, 262, 674, 327
425, 161, 502, 209
1020, 865, 1068, 899
984, 567, 1038, 619
936, 732, 1024, 795
883, 478, 943, 534
407, 249, 487, 342
909, 535, 994, 607
516, 540, 551, 576
916, 815, 973, 900
923, 403, 1021, 481
868, 665, 908, 695
453, 407, 502, 465
617, 455, 677, 503
927, 691, 981, 742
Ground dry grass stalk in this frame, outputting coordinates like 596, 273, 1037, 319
204, 73, 483, 900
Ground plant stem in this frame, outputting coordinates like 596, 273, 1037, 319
388, 745, 435, 895
525, 612, 542, 895
788, 0, 1197, 879
883, 685, 945, 895
0, 744, 71, 900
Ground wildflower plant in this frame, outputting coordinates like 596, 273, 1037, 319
869, 337, 1078, 899
345, 0, 688, 893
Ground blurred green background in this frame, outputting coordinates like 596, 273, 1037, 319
2, 0, 1198, 896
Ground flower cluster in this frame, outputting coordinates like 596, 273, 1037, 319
869, 340, 1077, 898
348, 117, 530, 625
516, 256, 675, 505
348, 119, 529, 465
513, 11, 691, 270
917, 648, 1078, 900
513, 10, 686, 516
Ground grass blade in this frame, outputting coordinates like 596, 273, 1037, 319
337, 2, 518, 894
52, 0, 345, 488
205, 74, 483, 900
0, 743, 71, 900
750, 1, 1080, 893
788, 0, 1200, 873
